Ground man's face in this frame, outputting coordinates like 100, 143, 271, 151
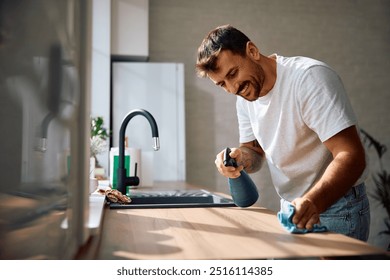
207, 48, 266, 101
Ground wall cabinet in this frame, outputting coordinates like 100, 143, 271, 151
111, 0, 149, 59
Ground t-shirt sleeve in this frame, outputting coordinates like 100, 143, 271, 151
297, 65, 357, 142
236, 98, 256, 143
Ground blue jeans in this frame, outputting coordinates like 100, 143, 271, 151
281, 183, 370, 241
320, 183, 370, 241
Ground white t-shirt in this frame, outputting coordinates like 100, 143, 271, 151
237, 54, 368, 201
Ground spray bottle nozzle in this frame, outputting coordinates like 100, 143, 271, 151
223, 147, 238, 168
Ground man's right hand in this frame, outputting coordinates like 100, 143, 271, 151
215, 147, 244, 178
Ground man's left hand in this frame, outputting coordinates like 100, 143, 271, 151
291, 197, 320, 230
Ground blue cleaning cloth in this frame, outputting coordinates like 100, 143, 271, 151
277, 204, 328, 234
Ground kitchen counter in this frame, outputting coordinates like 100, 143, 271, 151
77, 182, 387, 260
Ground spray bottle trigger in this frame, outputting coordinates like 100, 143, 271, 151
223, 147, 238, 168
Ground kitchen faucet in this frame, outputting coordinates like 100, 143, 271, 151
117, 109, 160, 194
35, 44, 62, 153
35, 112, 54, 152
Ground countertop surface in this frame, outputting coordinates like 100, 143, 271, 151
78, 181, 388, 260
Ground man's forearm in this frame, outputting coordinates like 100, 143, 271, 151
303, 126, 367, 213
304, 150, 366, 213
239, 146, 264, 173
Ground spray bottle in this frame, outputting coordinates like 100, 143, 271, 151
223, 147, 259, 207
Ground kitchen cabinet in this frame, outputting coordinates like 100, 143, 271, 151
111, 0, 149, 59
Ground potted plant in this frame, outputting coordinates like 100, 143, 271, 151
360, 129, 390, 251
90, 116, 110, 176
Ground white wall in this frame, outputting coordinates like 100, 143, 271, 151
90, 0, 111, 173
90, 0, 150, 174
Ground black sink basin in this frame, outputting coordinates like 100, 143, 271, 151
108, 189, 236, 209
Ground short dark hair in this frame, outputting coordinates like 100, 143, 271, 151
196, 24, 251, 77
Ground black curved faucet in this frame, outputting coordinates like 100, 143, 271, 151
117, 109, 160, 194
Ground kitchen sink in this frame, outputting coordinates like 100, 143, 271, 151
108, 189, 236, 209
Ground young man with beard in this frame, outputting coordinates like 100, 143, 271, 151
196, 24, 370, 240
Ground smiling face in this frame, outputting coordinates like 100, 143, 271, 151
207, 42, 267, 101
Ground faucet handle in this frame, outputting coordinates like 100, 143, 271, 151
126, 175, 139, 187
126, 162, 139, 187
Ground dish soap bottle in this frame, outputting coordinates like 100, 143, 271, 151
223, 147, 259, 207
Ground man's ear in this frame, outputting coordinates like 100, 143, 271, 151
246, 41, 260, 60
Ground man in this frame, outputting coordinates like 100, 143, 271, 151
196, 24, 370, 241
